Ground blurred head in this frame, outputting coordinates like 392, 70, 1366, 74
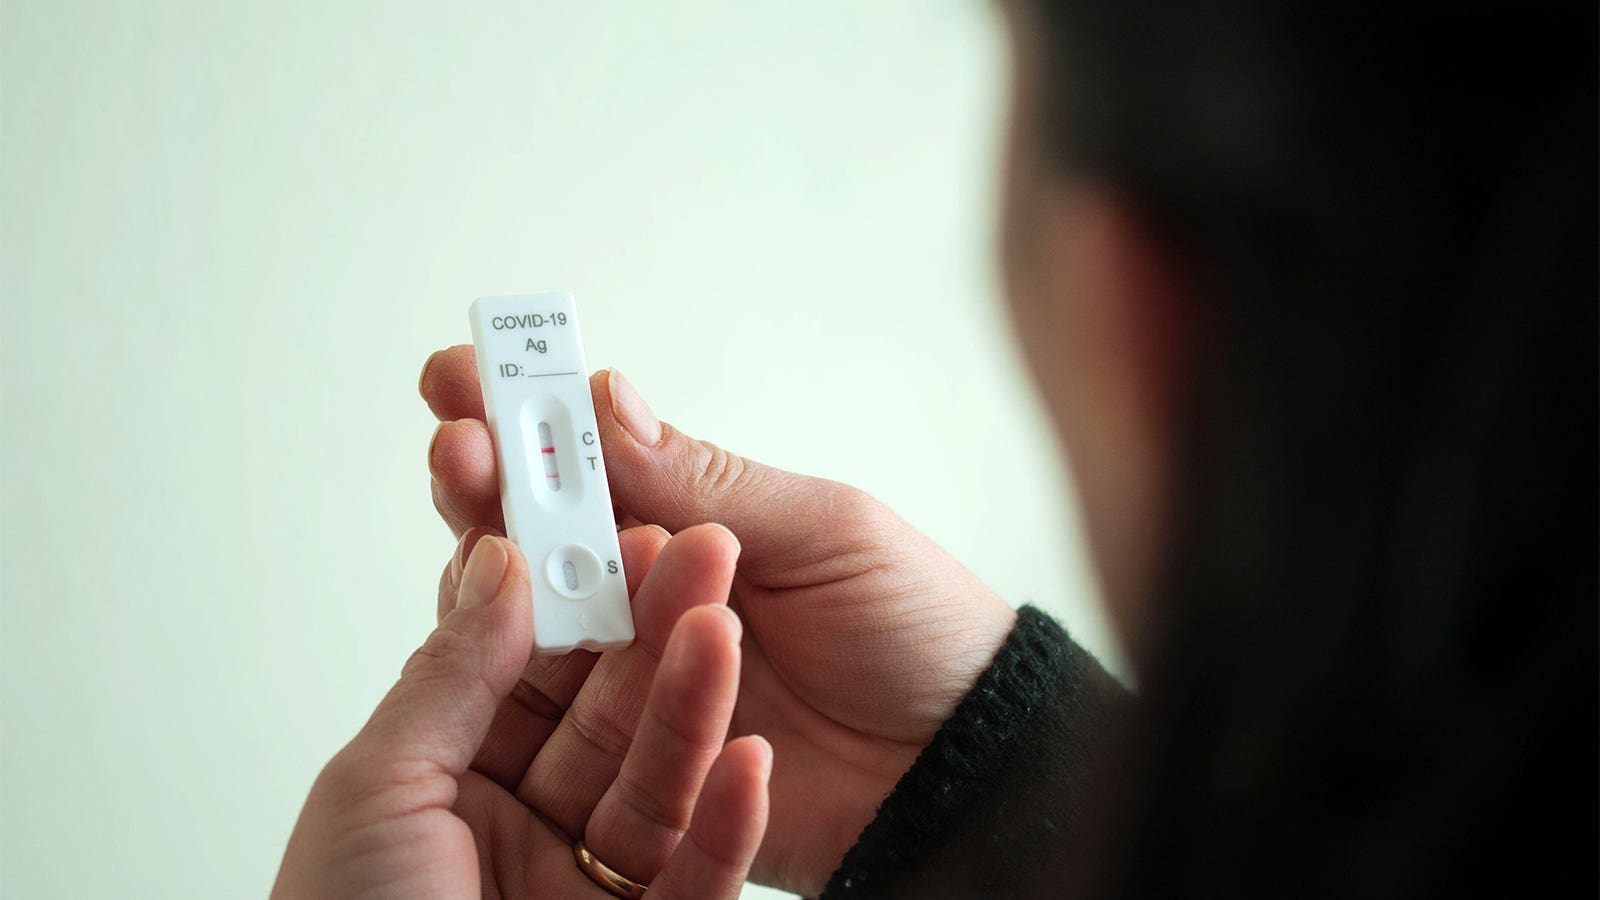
998, 8, 1187, 658
998, 0, 1595, 893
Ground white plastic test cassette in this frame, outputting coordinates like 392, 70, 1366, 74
469, 292, 634, 655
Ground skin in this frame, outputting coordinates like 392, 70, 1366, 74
279, 10, 1182, 896
272, 528, 773, 899
420, 361, 1019, 895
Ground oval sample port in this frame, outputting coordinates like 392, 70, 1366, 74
544, 544, 604, 600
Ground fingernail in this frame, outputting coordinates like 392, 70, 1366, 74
419, 350, 441, 399
712, 604, 743, 640
449, 527, 495, 593
608, 369, 662, 447
647, 524, 672, 540
427, 422, 446, 474
458, 536, 508, 609
749, 734, 774, 772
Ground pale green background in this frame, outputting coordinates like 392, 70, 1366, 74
0, 2, 1116, 897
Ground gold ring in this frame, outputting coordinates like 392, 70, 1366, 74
573, 840, 648, 898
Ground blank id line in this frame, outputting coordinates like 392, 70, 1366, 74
524, 371, 581, 378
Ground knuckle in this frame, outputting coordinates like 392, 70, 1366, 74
686, 441, 751, 501
568, 701, 635, 762
401, 621, 475, 683
613, 768, 691, 836
687, 820, 748, 871
827, 483, 898, 540
505, 676, 564, 724
311, 752, 362, 803
315, 751, 452, 819
827, 482, 881, 522
648, 691, 710, 749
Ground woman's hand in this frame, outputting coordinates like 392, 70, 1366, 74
273, 526, 770, 899
421, 352, 1017, 896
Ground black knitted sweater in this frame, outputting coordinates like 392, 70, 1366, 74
819, 606, 1124, 899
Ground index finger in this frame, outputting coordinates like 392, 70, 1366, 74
419, 345, 485, 421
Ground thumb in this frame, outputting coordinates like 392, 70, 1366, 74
332, 536, 533, 796
592, 369, 890, 577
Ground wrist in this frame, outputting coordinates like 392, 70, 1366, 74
819, 607, 1096, 898
919, 595, 1020, 730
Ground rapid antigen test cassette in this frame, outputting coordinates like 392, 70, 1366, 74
470, 292, 634, 654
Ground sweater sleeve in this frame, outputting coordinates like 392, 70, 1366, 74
819, 606, 1128, 900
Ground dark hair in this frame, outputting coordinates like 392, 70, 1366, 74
1018, 1, 1596, 895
